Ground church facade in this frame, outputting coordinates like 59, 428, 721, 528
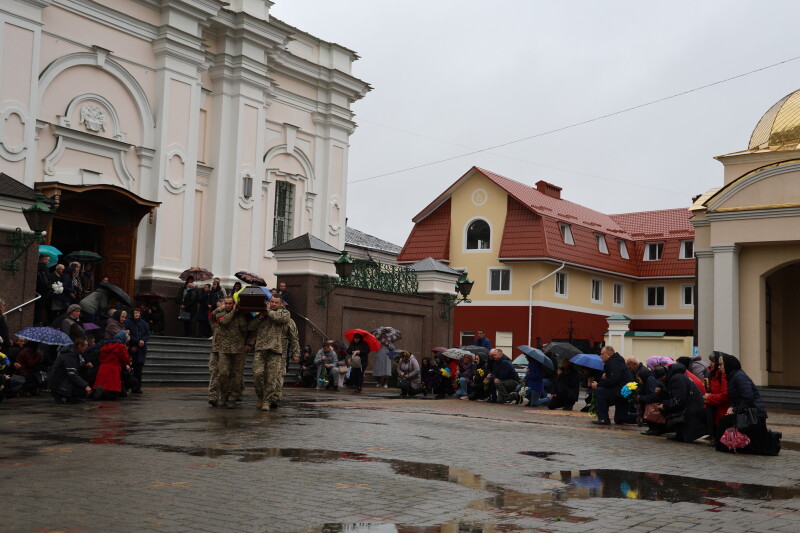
0, 0, 369, 296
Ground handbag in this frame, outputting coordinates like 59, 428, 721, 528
178, 310, 191, 321
721, 426, 751, 451
643, 403, 666, 425
665, 410, 686, 430
736, 407, 759, 431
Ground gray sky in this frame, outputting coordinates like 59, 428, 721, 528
271, 1, 800, 248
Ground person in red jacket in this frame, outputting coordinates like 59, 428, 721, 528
93, 331, 131, 400
703, 351, 730, 444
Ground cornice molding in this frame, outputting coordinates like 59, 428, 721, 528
496, 256, 694, 281
707, 205, 800, 222
52, 0, 158, 41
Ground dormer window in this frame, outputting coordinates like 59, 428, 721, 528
645, 242, 663, 261
618, 240, 629, 259
680, 240, 694, 259
466, 219, 491, 250
559, 223, 574, 245
596, 234, 608, 254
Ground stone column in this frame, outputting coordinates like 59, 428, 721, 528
712, 244, 740, 356
605, 315, 631, 357
695, 249, 715, 357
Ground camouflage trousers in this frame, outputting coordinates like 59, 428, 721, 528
253, 350, 284, 404
208, 352, 219, 401
218, 352, 245, 400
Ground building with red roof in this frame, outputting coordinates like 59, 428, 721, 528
398, 167, 696, 354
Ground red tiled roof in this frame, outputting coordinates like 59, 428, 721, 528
404, 167, 694, 278
397, 198, 451, 263
610, 209, 694, 239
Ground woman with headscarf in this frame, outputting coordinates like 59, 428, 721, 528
420, 357, 439, 396
93, 331, 132, 400
639, 365, 668, 436
654, 363, 707, 442
104, 309, 126, 339
397, 351, 422, 397
346, 332, 370, 393
715, 354, 780, 455
703, 351, 730, 445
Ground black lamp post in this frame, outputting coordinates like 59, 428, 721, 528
440, 272, 473, 319
334, 251, 355, 278
2, 193, 56, 274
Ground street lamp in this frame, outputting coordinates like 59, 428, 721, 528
439, 272, 473, 319
2, 193, 56, 274
316, 251, 355, 308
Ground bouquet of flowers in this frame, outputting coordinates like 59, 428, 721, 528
475, 368, 485, 378
440, 367, 451, 378
51, 281, 63, 294
621, 381, 638, 399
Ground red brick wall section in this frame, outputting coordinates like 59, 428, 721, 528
0, 229, 39, 334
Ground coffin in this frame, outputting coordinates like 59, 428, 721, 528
237, 286, 271, 312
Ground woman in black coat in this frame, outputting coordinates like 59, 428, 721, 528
639, 366, 668, 435
657, 363, 707, 442
346, 333, 370, 393
715, 354, 780, 455
548, 360, 580, 410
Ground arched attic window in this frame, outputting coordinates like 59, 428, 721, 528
466, 219, 491, 250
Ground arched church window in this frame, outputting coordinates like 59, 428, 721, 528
273, 181, 295, 246
466, 219, 491, 250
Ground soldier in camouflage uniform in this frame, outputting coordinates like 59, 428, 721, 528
212, 297, 250, 408
250, 300, 291, 411
207, 301, 221, 406
273, 298, 300, 404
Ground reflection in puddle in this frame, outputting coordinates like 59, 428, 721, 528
540, 469, 800, 504
312, 523, 504, 533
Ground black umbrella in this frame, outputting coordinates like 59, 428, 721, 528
235, 271, 267, 287
66, 250, 103, 263
543, 341, 581, 364
462, 345, 489, 362
98, 282, 132, 308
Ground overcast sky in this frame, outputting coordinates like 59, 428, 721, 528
271, 1, 800, 248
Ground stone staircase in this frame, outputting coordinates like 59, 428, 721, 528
759, 387, 800, 411
142, 336, 299, 387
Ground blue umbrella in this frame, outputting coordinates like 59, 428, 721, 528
388, 349, 404, 360
15, 327, 73, 346
39, 245, 62, 267
570, 353, 604, 371
516, 345, 554, 371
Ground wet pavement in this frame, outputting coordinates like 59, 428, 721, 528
3, 387, 800, 532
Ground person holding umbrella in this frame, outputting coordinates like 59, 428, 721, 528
346, 332, 372, 394
176, 276, 198, 337
548, 359, 580, 411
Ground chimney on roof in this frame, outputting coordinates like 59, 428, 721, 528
535, 180, 562, 200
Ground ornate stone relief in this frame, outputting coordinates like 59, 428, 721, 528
80, 105, 106, 132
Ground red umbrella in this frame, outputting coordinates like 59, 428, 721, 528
432, 346, 447, 354
344, 329, 381, 352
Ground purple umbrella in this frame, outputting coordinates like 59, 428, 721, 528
646, 356, 675, 369
83, 323, 101, 331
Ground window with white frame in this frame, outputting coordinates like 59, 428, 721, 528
613, 283, 624, 305
618, 240, 629, 259
646, 286, 666, 308
273, 180, 295, 246
559, 223, 574, 245
488, 268, 511, 292
681, 285, 694, 307
466, 219, 491, 250
645, 242, 663, 261
591, 279, 602, 302
555, 272, 568, 296
596, 234, 608, 254
460, 331, 475, 346
680, 240, 694, 259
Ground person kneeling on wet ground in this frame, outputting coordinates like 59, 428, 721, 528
639, 365, 668, 436
714, 354, 781, 456
455, 354, 476, 399
520, 354, 549, 407
703, 351, 730, 445
48, 337, 93, 404
652, 363, 707, 442
121, 340, 141, 396
298, 346, 316, 388
397, 350, 422, 397
548, 359, 580, 410
315, 340, 339, 391
93, 331, 131, 401
591, 346, 636, 425
420, 357, 439, 396
489, 349, 519, 404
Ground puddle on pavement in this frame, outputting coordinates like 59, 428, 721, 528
309, 523, 510, 532
518, 451, 568, 461
781, 440, 800, 452
540, 469, 800, 504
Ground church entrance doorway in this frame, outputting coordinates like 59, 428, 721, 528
766, 261, 800, 388
37, 183, 158, 300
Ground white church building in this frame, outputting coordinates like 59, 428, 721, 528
0, 0, 370, 297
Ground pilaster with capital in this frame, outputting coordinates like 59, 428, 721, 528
711, 244, 740, 356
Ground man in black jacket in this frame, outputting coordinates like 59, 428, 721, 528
591, 345, 635, 425
489, 349, 520, 404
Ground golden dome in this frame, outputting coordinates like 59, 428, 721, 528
749, 89, 800, 151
